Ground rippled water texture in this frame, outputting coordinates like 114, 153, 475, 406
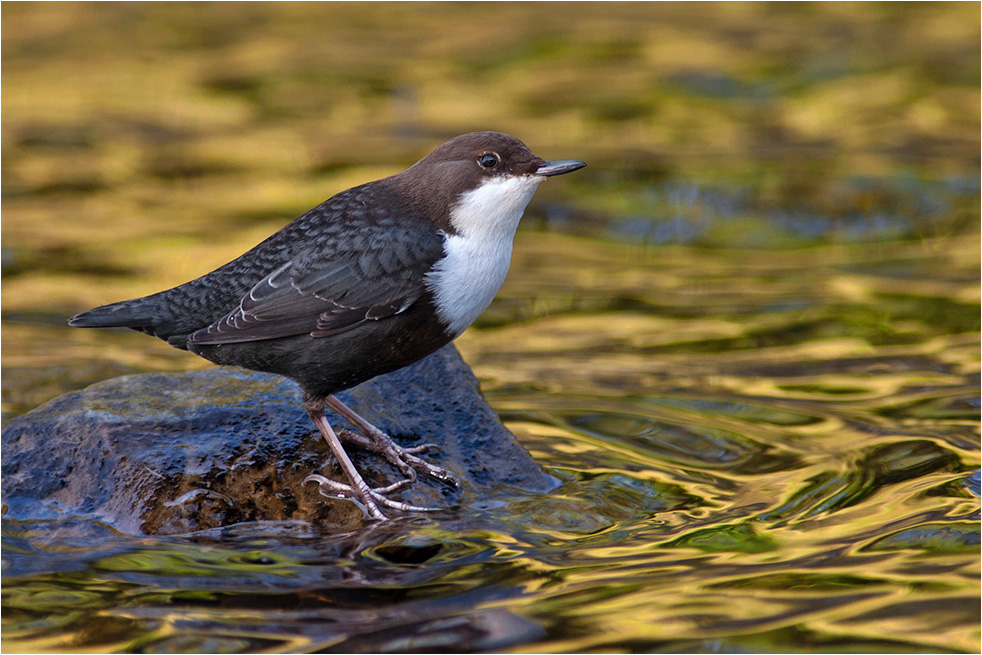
3, 3, 980, 653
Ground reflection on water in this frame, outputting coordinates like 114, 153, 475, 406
4, 228, 978, 653
2, 3, 980, 653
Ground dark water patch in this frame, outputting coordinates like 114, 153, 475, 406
4, 177, 108, 198
664, 523, 779, 553
924, 471, 982, 500
642, 396, 825, 427
778, 383, 874, 396
198, 73, 265, 103
1, 245, 137, 279
647, 626, 969, 654
875, 292, 981, 335
637, 317, 920, 354
14, 123, 99, 151
501, 472, 698, 538
560, 410, 806, 475
759, 440, 963, 525
706, 571, 948, 592
718, 353, 959, 378
141, 156, 243, 182
838, 596, 981, 632
863, 522, 980, 555
665, 70, 774, 100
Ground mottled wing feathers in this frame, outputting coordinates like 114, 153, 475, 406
188, 223, 444, 345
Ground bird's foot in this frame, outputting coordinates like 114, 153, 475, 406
304, 474, 441, 513
327, 396, 461, 488
303, 395, 460, 521
335, 427, 460, 488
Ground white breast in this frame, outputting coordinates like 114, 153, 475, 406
426, 175, 544, 337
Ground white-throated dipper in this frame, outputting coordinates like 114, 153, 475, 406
69, 131, 585, 520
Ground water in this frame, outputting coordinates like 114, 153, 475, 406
4, 226, 978, 653
2, 3, 979, 653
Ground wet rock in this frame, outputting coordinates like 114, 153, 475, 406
1, 345, 557, 535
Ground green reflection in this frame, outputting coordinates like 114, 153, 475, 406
662, 522, 778, 553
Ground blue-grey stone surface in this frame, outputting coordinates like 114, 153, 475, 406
1, 344, 557, 534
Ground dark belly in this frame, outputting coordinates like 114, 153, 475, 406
186, 300, 454, 397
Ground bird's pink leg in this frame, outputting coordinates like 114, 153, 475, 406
302, 396, 457, 519
304, 404, 388, 520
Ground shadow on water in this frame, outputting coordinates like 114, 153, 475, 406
2, 3, 980, 653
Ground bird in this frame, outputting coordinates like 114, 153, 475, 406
69, 131, 586, 521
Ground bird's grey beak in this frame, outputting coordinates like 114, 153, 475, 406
535, 160, 587, 177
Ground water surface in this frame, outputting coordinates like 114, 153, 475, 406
4, 225, 978, 653
2, 3, 979, 653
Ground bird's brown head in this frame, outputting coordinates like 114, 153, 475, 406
395, 131, 585, 234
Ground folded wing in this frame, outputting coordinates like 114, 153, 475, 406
188, 223, 444, 345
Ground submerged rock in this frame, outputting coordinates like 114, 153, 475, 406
1, 345, 557, 534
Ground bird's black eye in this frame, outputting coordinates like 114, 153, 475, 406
478, 153, 498, 169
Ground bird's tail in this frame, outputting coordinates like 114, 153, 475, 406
68, 299, 154, 329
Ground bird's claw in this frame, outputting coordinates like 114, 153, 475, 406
404, 443, 438, 455
303, 473, 413, 496
304, 474, 440, 514
335, 428, 459, 488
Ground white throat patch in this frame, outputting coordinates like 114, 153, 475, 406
426, 175, 543, 337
